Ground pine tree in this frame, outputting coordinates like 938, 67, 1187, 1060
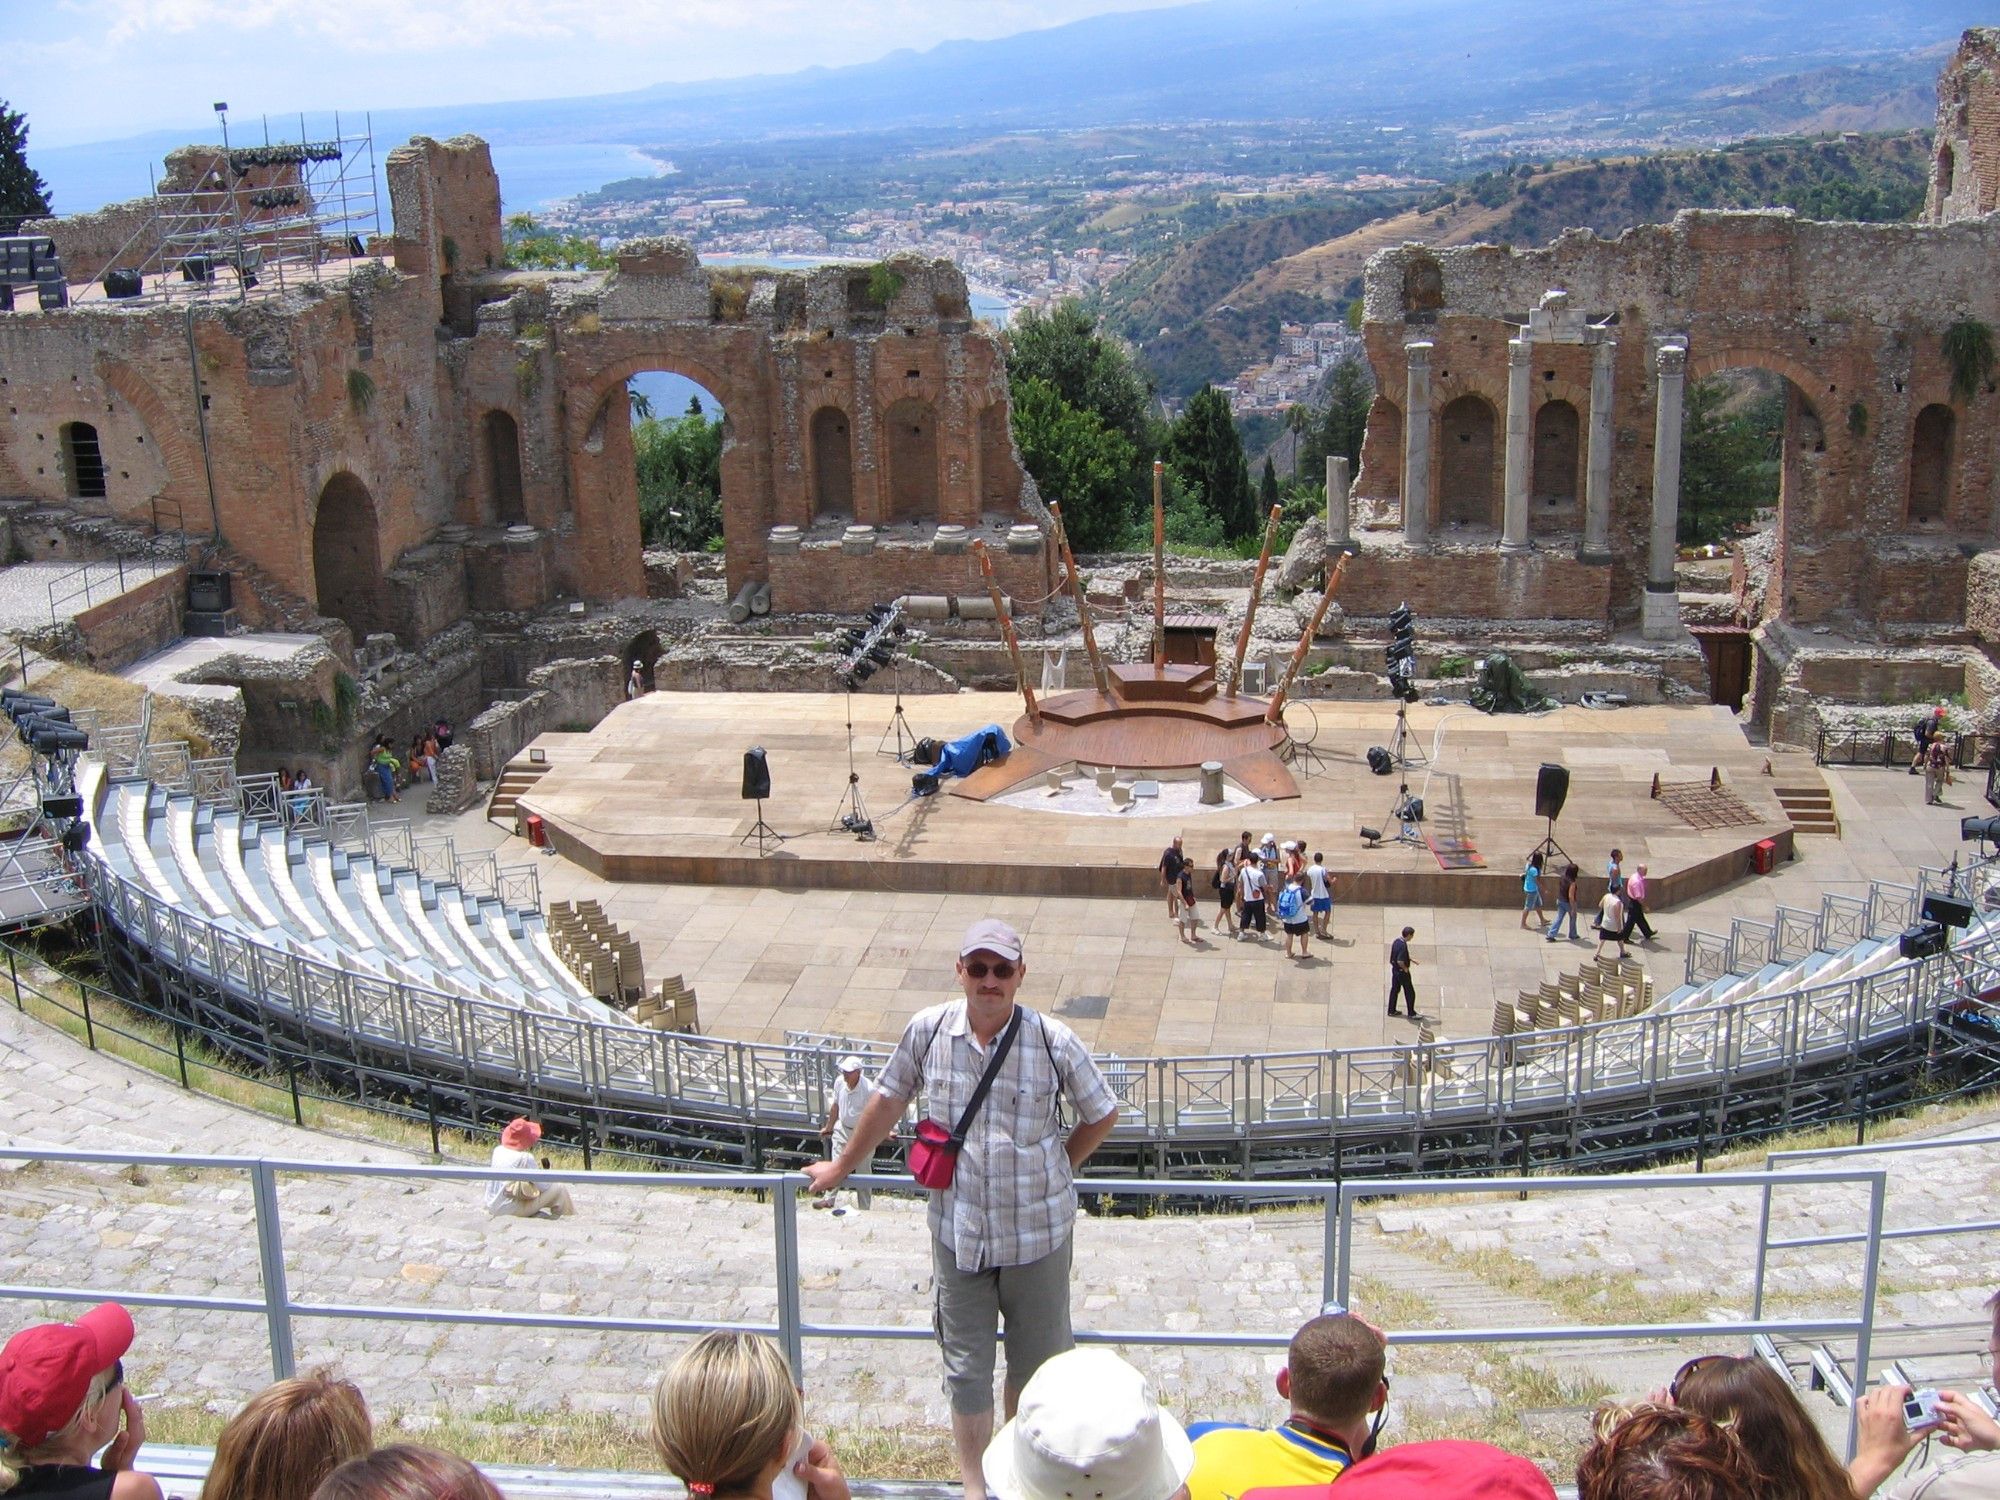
1165, 386, 1254, 540
1260, 455, 1279, 515
0, 101, 51, 232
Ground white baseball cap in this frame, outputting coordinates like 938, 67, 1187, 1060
983, 1349, 1194, 1500
960, 918, 1024, 962
836, 1055, 864, 1074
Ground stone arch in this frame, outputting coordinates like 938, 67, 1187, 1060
1908, 403, 1954, 526
624, 629, 662, 693
1687, 347, 1831, 407
1436, 393, 1497, 527
1531, 399, 1580, 531
57, 422, 106, 500
313, 472, 391, 640
1939, 144, 1957, 201
95, 359, 206, 522
482, 409, 525, 524
810, 405, 853, 520
1361, 397, 1402, 508
884, 397, 938, 523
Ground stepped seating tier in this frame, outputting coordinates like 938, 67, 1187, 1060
88, 773, 619, 1029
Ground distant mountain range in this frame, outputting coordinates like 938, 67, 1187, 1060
45, 0, 1989, 157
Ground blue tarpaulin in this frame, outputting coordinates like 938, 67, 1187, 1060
936, 724, 1011, 778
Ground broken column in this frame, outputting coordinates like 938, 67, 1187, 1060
1502, 336, 1533, 550
1644, 342, 1687, 639
1325, 454, 1351, 549
1401, 342, 1433, 549
1583, 339, 1617, 561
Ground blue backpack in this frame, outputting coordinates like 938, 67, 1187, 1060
1276, 884, 1305, 922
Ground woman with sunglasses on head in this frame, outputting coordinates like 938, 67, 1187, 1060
1661, 1355, 1852, 1500
0, 1303, 160, 1500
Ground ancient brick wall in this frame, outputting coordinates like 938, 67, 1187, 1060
1356, 203, 2000, 631
1336, 547, 1612, 622
0, 136, 1034, 657
70, 565, 186, 671
1926, 28, 2000, 223
767, 537, 1051, 615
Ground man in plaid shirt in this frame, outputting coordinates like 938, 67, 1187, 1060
805, 918, 1120, 1500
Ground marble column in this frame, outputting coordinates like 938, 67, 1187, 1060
1583, 339, 1617, 560
1325, 454, 1351, 549
1402, 342, 1433, 549
1501, 336, 1533, 550
1644, 342, 1688, 639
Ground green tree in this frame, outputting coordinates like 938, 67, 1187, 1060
1165, 386, 1254, 540
0, 101, 51, 231
1297, 356, 1375, 481
1679, 377, 1781, 546
1259, 455, 1279, 515
1004, 301, 1155, 454
503, 213, 614, 271
1010, 377, 1138, 552
634, 396, 724, 551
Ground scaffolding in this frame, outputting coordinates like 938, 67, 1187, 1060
94, 107, 383, 306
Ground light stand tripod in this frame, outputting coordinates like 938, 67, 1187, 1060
1382, 698, 1427, 847
739, 798, 785, 856
831, 691, 876, 840
1532, 816, 1569, 870
876, 659, 919, 763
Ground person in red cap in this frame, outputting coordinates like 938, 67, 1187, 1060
0, 1301, 161, 1499
483, 1118, 574, 1219
804, 918, 1120, 1500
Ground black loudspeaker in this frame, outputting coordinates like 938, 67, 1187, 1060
913, 737, 942, 766
741, 747, 771, 801
40, 795, 82, 820
1922, 894, 1974, 930
1535, 763, 1570, 822
1366, 746, 1394, 776
187, 570, 233, 613
1900, 922, 1947, 961
1359, 827, 1383, 845
102, 268, 142, 299
912, 771, 941, 796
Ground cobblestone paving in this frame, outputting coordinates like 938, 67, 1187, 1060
2, 1000, 1994, 1446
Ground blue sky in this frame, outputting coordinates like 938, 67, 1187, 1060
14, 0, 1190, 148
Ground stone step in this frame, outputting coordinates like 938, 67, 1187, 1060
486, 758, 552, 826
1773, 779, 1840, 837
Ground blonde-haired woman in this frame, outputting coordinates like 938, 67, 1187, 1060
651, 1332, 850, 1500
0, 1302, 161, 1500
202, 1372, 373, 1500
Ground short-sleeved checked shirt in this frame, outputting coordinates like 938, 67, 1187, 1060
875, 999, 1118, 1273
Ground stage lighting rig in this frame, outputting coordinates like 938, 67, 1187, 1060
836, 600, 906, 690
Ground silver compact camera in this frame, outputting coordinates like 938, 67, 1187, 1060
1903, 1387, 1946, 1433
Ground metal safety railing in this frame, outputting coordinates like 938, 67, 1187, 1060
0, 1145, 1918, 1457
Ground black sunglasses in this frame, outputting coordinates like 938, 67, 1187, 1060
1669, 1354, 1729, 1403
962, 961, 1017, 980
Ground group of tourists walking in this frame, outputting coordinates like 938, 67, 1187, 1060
1160, 833, 1337, 958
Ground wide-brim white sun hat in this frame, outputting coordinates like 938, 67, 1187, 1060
983, 1349, 1195, 1500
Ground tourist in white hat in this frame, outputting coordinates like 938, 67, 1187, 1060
805, 918, 1121, 1500
983, 1348, 1195, 1500
816, 1054, 875, 1212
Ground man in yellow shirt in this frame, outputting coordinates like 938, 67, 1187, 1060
1185, 1311, 1388, 1500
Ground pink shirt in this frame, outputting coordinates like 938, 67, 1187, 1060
1625, 871, 1648, 902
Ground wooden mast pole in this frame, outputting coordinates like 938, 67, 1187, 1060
1266, 549, 1354, 724
1226, 504, 1284, 697
974, 539, 1039, 727
1048, 503, 1112, 698
1152, 460, 1166, 667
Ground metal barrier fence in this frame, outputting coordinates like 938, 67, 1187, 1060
0, 1145, 1901, 1455
1816, 726, 1988, 770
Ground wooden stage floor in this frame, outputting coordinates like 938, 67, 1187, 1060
520, 693, 1793, 911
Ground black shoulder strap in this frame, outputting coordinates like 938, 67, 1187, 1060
951, 1006, 1022, 1143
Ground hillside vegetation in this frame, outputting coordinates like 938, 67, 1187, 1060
1108, 131, 1933, 397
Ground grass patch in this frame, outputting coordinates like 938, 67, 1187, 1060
1399, 1232, 1712, 1329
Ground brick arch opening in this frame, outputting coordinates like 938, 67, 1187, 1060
624, 629, 663, 693
1437, 393, 1497, 527
1908, 403, 1955, 526
58, 422, 107, 500
1679, 364, 1795, 549
483, 409, 525, 524
810, 406, 853, 520
313, 472, 391, 640
1939, 144, 1957, 200
1531, 399, 1580, 532
884, 397, 938, 523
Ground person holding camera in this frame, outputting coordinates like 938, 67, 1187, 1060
482, 1117, 574, 1219
1851, 1289, 2000, 1498
803, 920, 1119, 1500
